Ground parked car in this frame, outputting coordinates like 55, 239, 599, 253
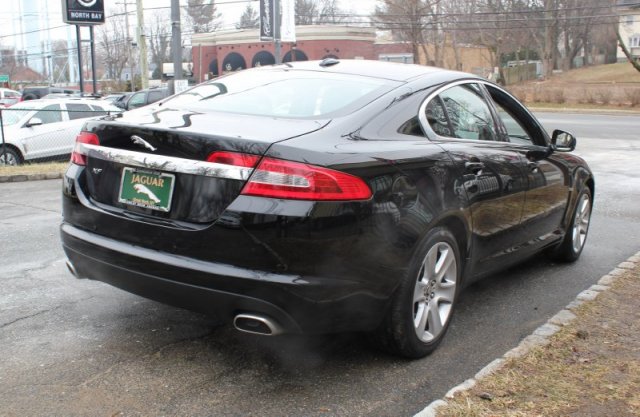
21, 86, 79, 101
0, 88, 22, 107
0, 98, 122, 165
121, 87, 169, 110
61, 60, 594, 358
104, 92, 134, 110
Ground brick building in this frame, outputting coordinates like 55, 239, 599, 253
191, 25, 413, 82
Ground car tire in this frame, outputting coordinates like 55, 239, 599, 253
374, 227, 461, 358
0, 147, 22, 166
551, 187, 592, 262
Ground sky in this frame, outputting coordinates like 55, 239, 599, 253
0, 0, 378, 47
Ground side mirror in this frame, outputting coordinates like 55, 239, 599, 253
26, 117, 43, 127
551, 129, 576, 152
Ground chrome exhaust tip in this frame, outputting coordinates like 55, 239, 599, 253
233, 314, 283, 336
65, 260, 80, 278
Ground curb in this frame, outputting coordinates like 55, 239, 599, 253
414, 251, 640, 417
0, 172, 63, 183
528, 107, 640, 116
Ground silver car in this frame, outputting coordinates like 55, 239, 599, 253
0, 88, 22, 108
0, 98, 122, 165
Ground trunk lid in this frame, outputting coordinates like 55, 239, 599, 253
81, 108, 328, 224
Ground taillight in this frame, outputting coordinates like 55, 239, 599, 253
242, 157, 371, 201
207, 151, 260, 168
70, 132, 99, 166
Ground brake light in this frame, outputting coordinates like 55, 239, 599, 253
242, 157, 371, 201
206, 151, 260, 168
70, 132, 99, 166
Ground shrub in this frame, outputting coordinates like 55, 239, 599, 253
625, 88, 640, 107
596, 88, 612, 105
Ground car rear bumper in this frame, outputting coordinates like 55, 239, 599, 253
61, 223, 390, 334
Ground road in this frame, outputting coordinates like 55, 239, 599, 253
1, 113, 639, 417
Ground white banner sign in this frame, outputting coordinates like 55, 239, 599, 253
280, 0, 296, 43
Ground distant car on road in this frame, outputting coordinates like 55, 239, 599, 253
0, 88, 22, 107
0, 98, 122, 165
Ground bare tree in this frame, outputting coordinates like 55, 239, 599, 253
317, 0, 346, 24
295, 0, 319, 25
617, 27, 640, 72
97, 10, 129, 82
147, 11, 172, 79
236, 4, 259, 29
374, 0, 443, 66
183, 0, 221, 34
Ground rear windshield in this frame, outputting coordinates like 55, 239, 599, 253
164, 69, 401, 119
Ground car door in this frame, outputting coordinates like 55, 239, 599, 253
419, 82, 530, 276
20, 103, 68, 159
483, 84, 570, 252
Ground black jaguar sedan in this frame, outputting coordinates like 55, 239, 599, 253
61, 59, 593, 358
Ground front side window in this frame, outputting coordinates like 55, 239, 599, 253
128, 92, 146, 109
426, 84, 497, 141
33, 104, 62, 124
485, 85, 547, 146
493, 101, 533, 145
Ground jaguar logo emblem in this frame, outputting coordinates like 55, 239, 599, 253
131, 135, 157, 152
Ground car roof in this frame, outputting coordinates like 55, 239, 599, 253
9, 98, 122, 109
262, 59, 474, 83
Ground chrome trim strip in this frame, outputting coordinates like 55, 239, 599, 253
81, 143, 253, 180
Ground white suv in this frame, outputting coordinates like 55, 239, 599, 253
0, 98, 122, 165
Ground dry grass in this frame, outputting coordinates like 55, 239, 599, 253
437, 264, 640, 417
0, 162, 68, 176
507, 63, 640, 109
543, 62, 640, 84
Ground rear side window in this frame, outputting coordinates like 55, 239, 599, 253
433, 84, 498, 141
165, 69, 400, 119
66, 103, 93, 120
90, 104, 108, 116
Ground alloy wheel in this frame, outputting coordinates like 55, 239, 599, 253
413, 242, 457, 343
0, 152, 18, 166
572, 193, 591, 254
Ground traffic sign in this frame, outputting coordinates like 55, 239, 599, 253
62, 0, 105, 25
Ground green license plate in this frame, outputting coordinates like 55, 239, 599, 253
118, 168, 175, 212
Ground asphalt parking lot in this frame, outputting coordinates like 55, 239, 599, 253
1, 112, 639, 417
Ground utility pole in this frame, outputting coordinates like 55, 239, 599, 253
121, 1, 135, 92
137, 0, 149, 89
170, 0, 182, 94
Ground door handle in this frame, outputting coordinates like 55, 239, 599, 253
528, 162, 539, 174
465, 161, 485, 175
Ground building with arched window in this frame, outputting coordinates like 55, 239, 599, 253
191, 25, 412, 82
